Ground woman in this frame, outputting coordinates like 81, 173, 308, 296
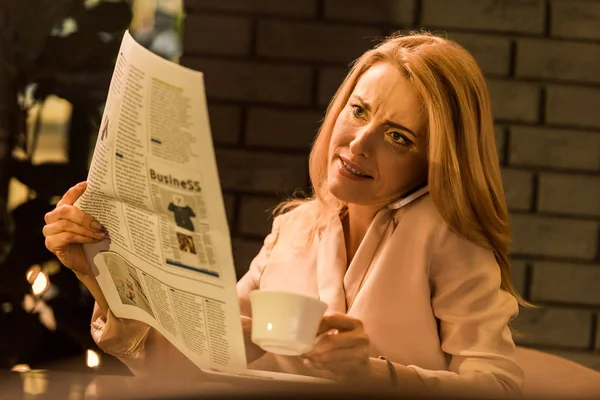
43, 32, 524, 395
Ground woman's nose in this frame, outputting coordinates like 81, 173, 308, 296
348, 125, 377, 158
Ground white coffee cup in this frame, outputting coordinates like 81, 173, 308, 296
249, 290, 328, 356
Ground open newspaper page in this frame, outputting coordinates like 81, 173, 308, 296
76, 31, 247, 372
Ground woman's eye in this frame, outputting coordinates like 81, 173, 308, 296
389, 131, 409, 145
352, 105, 364, 118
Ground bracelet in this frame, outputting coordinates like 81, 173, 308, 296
378, 356, 398, 388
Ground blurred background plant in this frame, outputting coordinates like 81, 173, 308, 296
0, 0, 182, 373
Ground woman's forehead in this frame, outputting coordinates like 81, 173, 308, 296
351, 63, 425, 133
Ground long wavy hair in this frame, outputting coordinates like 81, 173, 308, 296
275, 31, 527, 306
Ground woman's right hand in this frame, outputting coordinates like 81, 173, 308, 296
43, 181, 107, 278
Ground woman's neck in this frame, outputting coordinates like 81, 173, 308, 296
342, 203, 380, 267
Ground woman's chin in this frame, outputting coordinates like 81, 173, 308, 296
328, 182, 368, 206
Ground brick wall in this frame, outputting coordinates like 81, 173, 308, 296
181, 0, 600, 370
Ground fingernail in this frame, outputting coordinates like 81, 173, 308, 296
91, 221, 103, 231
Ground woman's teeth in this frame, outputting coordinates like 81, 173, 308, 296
342, 159, 367, 177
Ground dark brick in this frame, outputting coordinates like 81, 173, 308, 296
509, 126, 600, 171
185, 0, 318, 17
209, 104, 242, 145
510, 214, 597, 260
531, 262, 600, 306
449, 33, 511, 76
324, 0, 416, 25
538, 173, 600, 217
512, 307, 592, 348
501, 169, 533, 211
182, 58, 313, 105
257, 20, 382, 63
546, 85, 600, 129
421, 0, 545, 34
516, 39, 600, 83
237, 195, 280, 237
183, 14, 252, 56
487, 80, 539, 122
551, 0, 600, 41
246, 108, 322, 148
216, 149, 307, 193
318, 67, 348, 107
232, 237, 264, 280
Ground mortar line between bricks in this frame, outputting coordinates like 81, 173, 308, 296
502, 126, 510, 167
508, 40, 517, 78
523, 344, 600, 355
239, 106, 249, 146
316, 0, 325, 20
530, 300, 600, 312
538, 87, 547, 125
597, 224, 600, 263
508, 253, 600, 265
493, 120, 600, 133
544, 0, 552, 37
310, 68, 320, 108
523, 262, 533, 302
182, 10, 318, 21
530, 173, 539, 213
413, 0, 423, 28
489, 76, 600, 88
502, 166, 600, 178
231, 194, 241, 238
509, 209, 600, 221
590, 314, 598, 350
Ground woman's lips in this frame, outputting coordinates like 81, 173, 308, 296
337, 156, 373, 180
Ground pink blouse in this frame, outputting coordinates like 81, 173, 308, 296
91, 193, 524, 395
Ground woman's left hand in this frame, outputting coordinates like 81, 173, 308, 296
301, 313, 373, 383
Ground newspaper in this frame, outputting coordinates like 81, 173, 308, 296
76, 31, 248, 373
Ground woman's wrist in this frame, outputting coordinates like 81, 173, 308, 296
367, 358, 423, 389
75, 272, 109, 313
368, 357, 397, 386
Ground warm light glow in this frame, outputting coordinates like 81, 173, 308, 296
26, 269, 34, 281
87, 350, 101, 368
22, 371, 48, 395
32, 272, 49, 295
11, 364, 30, 372
267, 323, 272, 331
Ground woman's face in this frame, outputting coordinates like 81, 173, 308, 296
327, 62, 428, 209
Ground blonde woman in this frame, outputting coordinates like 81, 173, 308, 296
44, 32, 524, 395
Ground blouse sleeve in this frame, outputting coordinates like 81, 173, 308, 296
236, 215, 281, 317
405, 223, 524, 396
235, 215, 282, 366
